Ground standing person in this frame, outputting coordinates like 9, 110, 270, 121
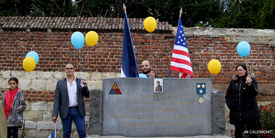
140, 60, 158, 78
226, 64, 260, 138
52, 63, 90, 138
2, 77, 26, 138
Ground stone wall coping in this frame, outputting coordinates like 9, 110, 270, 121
0, 16, 172, 33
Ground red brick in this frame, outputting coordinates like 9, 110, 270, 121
0, 26, 273, 102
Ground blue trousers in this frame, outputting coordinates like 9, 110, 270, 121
61, 108, 86, 138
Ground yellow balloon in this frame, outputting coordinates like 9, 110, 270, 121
208, 59, 222, 75
143, 17, 157, 33
23, 57, 36, 72
85, 31, 99, 47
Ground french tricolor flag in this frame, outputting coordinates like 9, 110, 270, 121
48, 123, 56, 138
120, 11, 139, 77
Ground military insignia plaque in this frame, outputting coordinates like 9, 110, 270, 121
196, 83, 206, 103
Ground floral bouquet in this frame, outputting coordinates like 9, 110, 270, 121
259, 104, 274, 138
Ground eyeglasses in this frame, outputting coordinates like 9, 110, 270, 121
236, 69, 244, 72
66, 68, 74, 70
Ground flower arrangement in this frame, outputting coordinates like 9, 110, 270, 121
259, 104, 274, 138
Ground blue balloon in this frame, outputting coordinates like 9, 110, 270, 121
139, 73, 148, 78
26, 51, 39, 64
71, 31, 85, 50
237, 41, 251, 58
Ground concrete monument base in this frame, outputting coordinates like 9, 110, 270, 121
89, 78, 225, 137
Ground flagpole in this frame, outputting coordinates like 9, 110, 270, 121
179, 8, 183, 18
54, 122, 56, 138
123, 3, 126, 13
168, 8, 183, 78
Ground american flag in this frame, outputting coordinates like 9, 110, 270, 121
170, 18, 194, 78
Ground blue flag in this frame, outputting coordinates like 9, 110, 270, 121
120, 12, 139, 77
48, 130, 55, 138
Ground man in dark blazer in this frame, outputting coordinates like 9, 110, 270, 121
52, 63, 90, 138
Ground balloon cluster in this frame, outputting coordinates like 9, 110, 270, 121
23, 51, 39, 72
207, 41, 251, 75
71, 31, 99, 50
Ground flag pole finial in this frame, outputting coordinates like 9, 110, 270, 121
123, 3, 126, 13
179, 8, 183, 18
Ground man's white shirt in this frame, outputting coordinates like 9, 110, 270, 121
67, 78, 78, 107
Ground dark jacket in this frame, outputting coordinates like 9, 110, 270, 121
2, 90, 26, 127
52, 78, 90, 119
225, 73, 260, 124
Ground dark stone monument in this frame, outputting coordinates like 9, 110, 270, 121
211, 89, 226, 134
88, 89, 102, 134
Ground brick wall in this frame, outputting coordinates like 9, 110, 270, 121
0, 17, 274, 102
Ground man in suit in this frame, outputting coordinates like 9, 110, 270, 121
52, 63, 90, 138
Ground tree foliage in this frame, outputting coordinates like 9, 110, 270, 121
30, 0, 77, 16
72, 0, 223, 27
210, 0, 275, 29
0, 0, 274, 28
0, 0, 32, 16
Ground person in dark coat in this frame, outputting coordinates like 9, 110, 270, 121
226, 64, 260, 138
